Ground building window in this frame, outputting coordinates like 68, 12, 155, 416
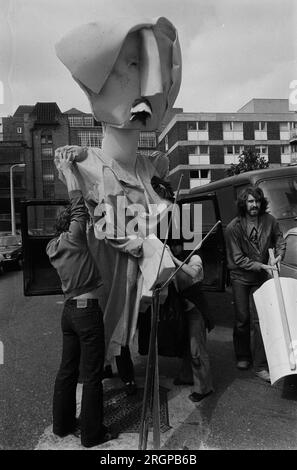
255, 145, 267, 154
233, 122, 243, 132
223, 122, 243, 131
224, 145, 244, 164
68, 116, 84, 127
188, 146, 209, 155
68, 116, 94, 127
42, 160, 55, 182
280, 122, 289, 132
77, 131, 102, 147
197, 121, 208, 131
224, 145, 244, 155
17, 127, 22, 134
84, 117, 94, 127
188, 146, 197, 154
41, 147, 53, 158
223, 122, 232, 132
199, 145, 209, 155
290, 122, 297, 129
138, 132, 157, 148
234, 145, 243, 154
190, 170, 199, 179
223, 122, 243, 140
190, 169, 210, 179
255, 122, 267, 131
41, 134, 53, 144
281, 145, 290, 154
254, 122, 267, 140
188, 145, 210, 164
188, 122, 197, 131
189, 169, 211, 188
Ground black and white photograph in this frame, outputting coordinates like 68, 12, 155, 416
0, 0, 297, 454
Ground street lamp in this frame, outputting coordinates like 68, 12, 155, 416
10, 163, 26, 236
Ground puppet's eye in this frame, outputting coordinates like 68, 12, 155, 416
129, 60, 138, 67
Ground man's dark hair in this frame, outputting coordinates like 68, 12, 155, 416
236, 185, 268, 217
54, 206, 71, 236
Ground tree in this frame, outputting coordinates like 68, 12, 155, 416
226, 147, 269, 176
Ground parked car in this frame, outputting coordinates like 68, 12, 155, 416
280, 228, 297, 280
0, 234, 23, 271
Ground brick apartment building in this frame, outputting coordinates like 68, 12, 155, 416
158, 99, 297, 193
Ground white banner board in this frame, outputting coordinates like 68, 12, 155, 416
253, 277, 297, 385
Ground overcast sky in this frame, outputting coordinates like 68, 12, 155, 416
0, 0, 296, 116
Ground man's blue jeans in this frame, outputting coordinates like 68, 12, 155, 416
53, 299, 105, 447
231, 280, 268, 372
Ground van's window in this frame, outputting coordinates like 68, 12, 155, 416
283, 234, 297, 267
27, 204, 69, 236
217, 187, 237, 226
200, 199, 216, 230
258, 178, 297, 218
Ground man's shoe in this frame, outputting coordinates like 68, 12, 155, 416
237, 360, 250, 370
255, 370, 270, 382
53, 418, 81, 438
188, 391, 213, 403
173, 377, 194, 386
124, 381, 137, 396
82, 426, 118, 448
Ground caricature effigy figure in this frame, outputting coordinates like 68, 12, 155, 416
54, 17, 182, 360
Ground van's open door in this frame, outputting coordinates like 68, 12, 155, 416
178, 192, 226, 291
21, 200, 68, 296
21, 194, 226, 295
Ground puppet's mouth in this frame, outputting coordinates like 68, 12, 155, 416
130, 97, 152, 126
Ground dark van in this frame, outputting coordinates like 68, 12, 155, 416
174, 165, 297, 292
186, 165, 297, 235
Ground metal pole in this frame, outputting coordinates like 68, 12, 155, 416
160, 220, 222, 291
268, 248, 296, 370
10, 164, 25, 236
152, 290, 161, 450
138, 288, 161, 450
138, 175, 183, 450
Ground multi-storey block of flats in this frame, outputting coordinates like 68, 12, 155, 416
157, 99, 297, 193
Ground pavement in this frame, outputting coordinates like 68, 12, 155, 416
1, 271, 297, 451
35, 324, 297, 451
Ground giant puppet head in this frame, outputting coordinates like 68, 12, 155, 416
55, 17, 181, 131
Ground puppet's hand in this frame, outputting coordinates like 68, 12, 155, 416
54, 146, 88, 169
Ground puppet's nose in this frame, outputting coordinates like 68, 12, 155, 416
140, 28, 162, 97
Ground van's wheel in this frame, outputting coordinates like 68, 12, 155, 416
17, 258, 23, 270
